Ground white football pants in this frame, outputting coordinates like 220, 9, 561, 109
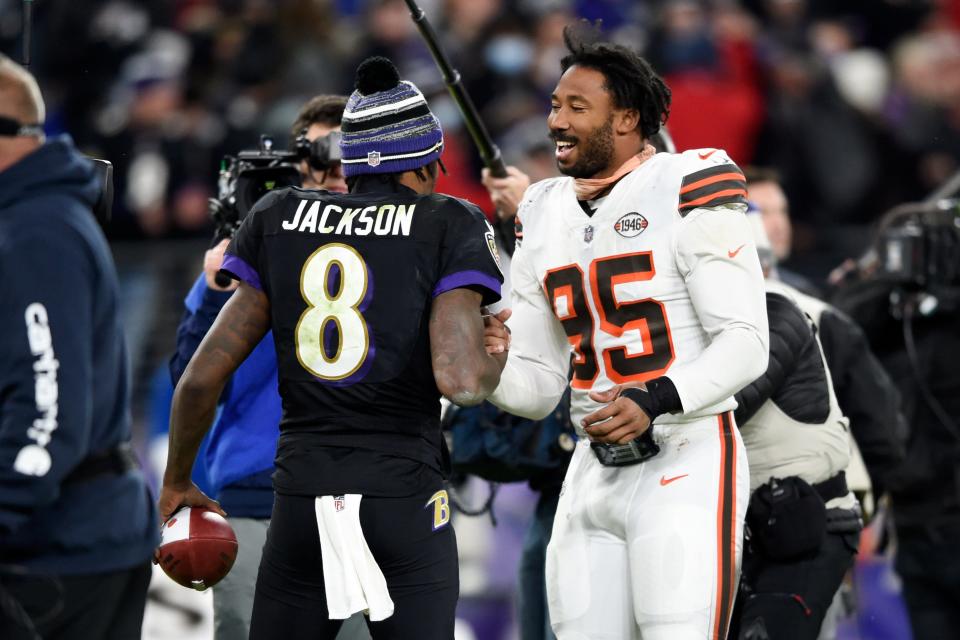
546, 412, 749, 640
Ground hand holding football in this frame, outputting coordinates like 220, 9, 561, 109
156, 506, 238, 591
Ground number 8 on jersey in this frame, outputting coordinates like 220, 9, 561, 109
295, 243, 371, 380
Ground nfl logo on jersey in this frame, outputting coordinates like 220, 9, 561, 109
334, 496, 345, 512
367, 151, 381, 167
584, 225, 594, 243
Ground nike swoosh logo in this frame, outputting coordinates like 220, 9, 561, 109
660, 474, 689, 486
728, 244, 745, 258
698, 150, 717, 160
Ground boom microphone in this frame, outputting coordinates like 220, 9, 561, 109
403, 0, 507, 178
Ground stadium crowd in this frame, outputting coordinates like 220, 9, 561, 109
2, 0, 957, 266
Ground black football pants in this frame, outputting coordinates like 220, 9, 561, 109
249, 488, 458, 640
730, 530, 858, 640
0, 562, 151, 640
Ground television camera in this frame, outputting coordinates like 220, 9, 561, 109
209, 131, 342, 242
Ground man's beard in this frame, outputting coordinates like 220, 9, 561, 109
556, 116, 615, 179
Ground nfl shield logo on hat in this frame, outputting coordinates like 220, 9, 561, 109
367, 151, 381, 167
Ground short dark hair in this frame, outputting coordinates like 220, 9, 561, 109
743, 166, 782, 186
290, 94, 348, 139
345, 160, 437, 193
559, 21, 671, 139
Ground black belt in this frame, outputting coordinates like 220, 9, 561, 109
62, 443, 138, 485
813, 471, 848, 503
590, 430, 661, 467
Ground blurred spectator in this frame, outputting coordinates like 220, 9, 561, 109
887, 29, 960, 195
745, 166, 820, 296
650, 1, 765, 163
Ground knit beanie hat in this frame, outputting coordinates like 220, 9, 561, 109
339, 57, 444, 177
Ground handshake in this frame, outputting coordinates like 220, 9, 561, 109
482, 308, 511, 357
479, 308, 654, 446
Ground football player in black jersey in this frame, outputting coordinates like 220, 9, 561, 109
158, 57, 506, 639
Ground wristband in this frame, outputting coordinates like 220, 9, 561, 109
621, 376, 682, 421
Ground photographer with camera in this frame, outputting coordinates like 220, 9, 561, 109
831, 198, 960, 640
0, 55, 158, 639
169, 94, 367, 640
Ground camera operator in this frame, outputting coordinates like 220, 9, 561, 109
725, 210, 865, 640
169, 94, 367, 640
746, 169, 906, 506
0, 55, 158, 639
831, 199, 960, 640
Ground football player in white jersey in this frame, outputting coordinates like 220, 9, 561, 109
484, 24, 769, 640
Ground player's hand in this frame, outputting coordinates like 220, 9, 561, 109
483, 308, 511, 369
157, 481, 226, 526
204, 239, 238, 291
481, 166, 530, 220
581, 384, 651, 444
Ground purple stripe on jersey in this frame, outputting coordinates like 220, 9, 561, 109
433, 270, 501, 299
220, 254, 262, 291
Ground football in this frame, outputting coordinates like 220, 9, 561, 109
157, 506, 238, 591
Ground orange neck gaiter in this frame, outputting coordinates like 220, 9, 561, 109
573, 143, 656, 201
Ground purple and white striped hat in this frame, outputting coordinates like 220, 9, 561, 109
339, 57, 443, 178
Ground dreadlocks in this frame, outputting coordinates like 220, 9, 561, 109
560, 21, 671, 140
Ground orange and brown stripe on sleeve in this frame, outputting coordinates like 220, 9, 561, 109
678, 164, 747, 216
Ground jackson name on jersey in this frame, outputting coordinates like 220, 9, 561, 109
512, 148, 764, 430
280, 199, 417, 237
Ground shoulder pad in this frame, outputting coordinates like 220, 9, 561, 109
677, 148, 746, 216
516, 177, 566, 225
248, 187, 294, 218
439, 195, 493, 227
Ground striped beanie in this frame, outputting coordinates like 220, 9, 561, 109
339, 57, 443, 177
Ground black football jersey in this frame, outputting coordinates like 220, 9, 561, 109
221, 181, 502, 473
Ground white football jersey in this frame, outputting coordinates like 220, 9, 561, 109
490, 149, 769, 430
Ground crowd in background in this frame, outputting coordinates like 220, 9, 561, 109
2, 0, 959, 274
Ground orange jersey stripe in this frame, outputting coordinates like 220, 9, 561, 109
679, 172, 745, 195
713, 414, 726, 640
712, 412, 736, 640
679, 188, 748, 210
725, 412, 738, 638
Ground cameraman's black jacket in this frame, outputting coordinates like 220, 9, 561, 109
735, 293, 830, 427
0, 136, 159, 573
767, 278, 907, 498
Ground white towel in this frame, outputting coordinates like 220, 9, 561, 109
315, 494, 395, 622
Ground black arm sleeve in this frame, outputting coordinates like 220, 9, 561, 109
818, 309, 906, 495
734, 293, 814, 426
